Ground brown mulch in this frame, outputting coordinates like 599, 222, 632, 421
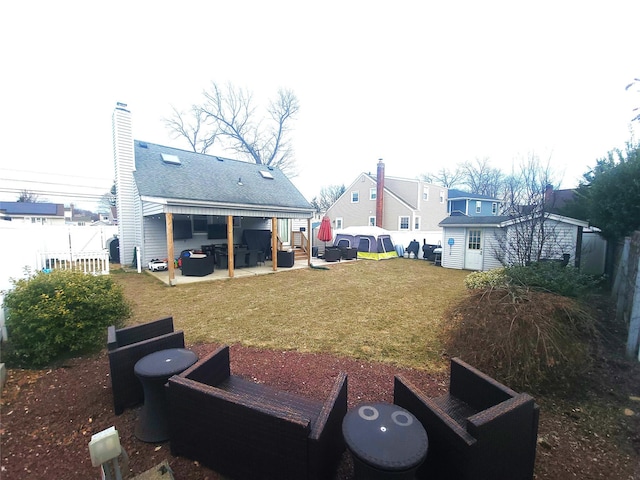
2, 342, 640, 479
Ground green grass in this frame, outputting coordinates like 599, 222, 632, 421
112, 259, 470, 372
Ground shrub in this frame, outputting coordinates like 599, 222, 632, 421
464, 268, 509, 290
3, 270, 131, 367
443, 288, 598, 392
504, 262, 602, 298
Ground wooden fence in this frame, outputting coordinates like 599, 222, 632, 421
611, 231, 640, 360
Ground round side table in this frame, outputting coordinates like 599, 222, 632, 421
134, 348, 198, 443
342, 402, 428, 480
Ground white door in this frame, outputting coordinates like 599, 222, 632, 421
465, 229, 483, 270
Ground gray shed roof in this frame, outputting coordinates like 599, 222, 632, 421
439, 215, 510, 227
132, 141, 312, 213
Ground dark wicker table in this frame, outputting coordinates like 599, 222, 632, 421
342, 402, 428, 480
134, 348, 198, 443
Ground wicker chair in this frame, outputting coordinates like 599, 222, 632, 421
394, 358, 539, 480
167, 345, 348, 480
107, 316, 185, 415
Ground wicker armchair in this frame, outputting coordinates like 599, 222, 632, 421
107, 316, 185, 415
394, 358, 539, 480
166, 345, 348, 480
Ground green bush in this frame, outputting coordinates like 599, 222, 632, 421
3, 270, 131, 367
504, 262, 601, 298
464, 268, 509, 290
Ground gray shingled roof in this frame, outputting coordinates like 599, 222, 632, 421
438, 215, 511, 227
447, 189, 501, 202
132, 141, 312, 210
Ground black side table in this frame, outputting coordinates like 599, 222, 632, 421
342, 402, 428, 480
134, 348, 198, 443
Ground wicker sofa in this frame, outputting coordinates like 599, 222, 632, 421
394, 358, 539, 480
107, 316, 185, 415
166, 345, 348, 480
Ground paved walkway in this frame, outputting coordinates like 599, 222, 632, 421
147, 256, 351, 285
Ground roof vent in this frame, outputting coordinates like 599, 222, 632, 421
259, 170, 274, 179
217, 157, 224, 162
161, 153, 181, 165
139, 142, 148, 148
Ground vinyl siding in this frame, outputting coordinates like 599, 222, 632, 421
441, 227, 466, 269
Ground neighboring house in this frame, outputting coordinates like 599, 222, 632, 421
447, 189, 502, 216
112, 103, 314, 278
0, 201, 66, 225
325, 159, 447, 243
438, 213, 589, 271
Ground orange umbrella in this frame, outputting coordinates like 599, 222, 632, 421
317, 216, 333, 248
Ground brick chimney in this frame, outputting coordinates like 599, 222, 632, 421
376, 159, 384, 227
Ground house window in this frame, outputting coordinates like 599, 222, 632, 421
439, 191, 445, 203
476, 201, 482, 214
468, 229, 481, 250
492, 202, 498, 215
399, 216, 410, 230
370, 188, 376, 200
368, 216, 376, 226
351, 191, 359, 203
335, 217, 343, 229
414, 217, 420, 230
423, 188, 429, 201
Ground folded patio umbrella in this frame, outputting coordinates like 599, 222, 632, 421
318, 216, 333, 249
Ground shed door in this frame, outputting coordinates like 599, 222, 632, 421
465, 229, 483, 270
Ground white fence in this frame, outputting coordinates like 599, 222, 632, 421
36, 250, 110, 275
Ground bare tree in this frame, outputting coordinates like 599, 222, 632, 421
625, 77, 640, 123
430, 167, 464, 188
492, 154, 566, 266
17, 190, 38, 202
164, 105, 216, 154
460, 158, 504, 197
310, 185, 346, 213
165, 82, 300, 175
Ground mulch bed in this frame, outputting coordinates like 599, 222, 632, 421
1, 343, 639, 479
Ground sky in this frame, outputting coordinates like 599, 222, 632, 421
1, 1, 639, 211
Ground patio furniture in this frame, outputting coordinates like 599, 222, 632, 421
277, 249, 295, 268
107, 317, 185, 415
342, 402, 428, 480
166, 345, 348, 480
393, 358, 539, 480
134, 348, 198, 442
323, 247, 341, 262
181, 253, 215, 276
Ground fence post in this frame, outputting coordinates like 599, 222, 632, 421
626, 257, 640, 359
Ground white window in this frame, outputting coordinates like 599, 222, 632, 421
370, 188, 376, 200
399, 216, 410, 230
335, 217, 343, 229
368, 216, 376, 226
439, 191, 445, 203
423, 188, 429, 201
414, 217, 420, 230
492, 202, 498, 215
476, 201, 482, 214
351, 191, 359, 203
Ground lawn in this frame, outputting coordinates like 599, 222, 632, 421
113, 258, 470, 372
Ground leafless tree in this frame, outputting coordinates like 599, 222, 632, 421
310, 185, 346, 213
17, 190, 38, 202
164, 105, 216, 154
460, 158, 505, 198
492, 154, 566, 266
165, 82, 300, 175
625, 77, 640, 123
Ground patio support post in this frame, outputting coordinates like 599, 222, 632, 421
165, 213, 176, 286
272, 217, 278, 270
227, 215, 234, 278
307, 217, 312, 266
